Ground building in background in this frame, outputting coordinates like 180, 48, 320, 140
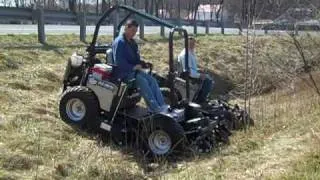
184, 4, 229, 21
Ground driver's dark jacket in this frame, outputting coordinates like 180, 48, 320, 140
112, 34, 141, 80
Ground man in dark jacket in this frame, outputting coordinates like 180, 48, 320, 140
112, 19, 168, 113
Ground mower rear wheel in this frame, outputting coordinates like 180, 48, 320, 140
59, 86, 100, 130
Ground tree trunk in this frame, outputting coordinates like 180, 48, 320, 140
101, 0, 107, 13
150, 0, 154, 15
215, 0, 223, 24
178, 0, 181, 25
221, 0, 225, 34
193, 1, 200, 20
161, 0, 164, 18
187, 0, 192, 20
210, 1, 214, 21
14, 0, 19, 8
69, 0, 77, 13
48, 0, 55, 9
78, 0, 81, 12
193, 1, 200, 34
144, 0, 149, 13
82, 0, 86, 13
96, 0, 99, 15
155, 0, 160, 17
132, 0, 136, 7
166, 0, 172, 18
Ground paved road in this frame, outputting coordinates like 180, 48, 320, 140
0, 24, 261, 35
0, 24, 310, 36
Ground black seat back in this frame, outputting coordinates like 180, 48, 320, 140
106, 48, 114, 64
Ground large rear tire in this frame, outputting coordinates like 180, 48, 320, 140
59, 86, 100, 130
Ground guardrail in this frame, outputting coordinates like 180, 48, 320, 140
0, 7, 102, 24
0, 7, 103, 43
1, 7, 318, 43
0, 7, 33, 20
262, 23, 320, 35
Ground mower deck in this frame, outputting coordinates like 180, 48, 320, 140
118, 105, 151, 120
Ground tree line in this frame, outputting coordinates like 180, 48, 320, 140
1, 0, 319, 20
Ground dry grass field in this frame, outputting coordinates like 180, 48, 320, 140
0, 34, 319, 179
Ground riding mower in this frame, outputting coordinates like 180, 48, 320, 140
59, 5, 231, 156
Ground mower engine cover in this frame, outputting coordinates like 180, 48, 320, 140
62, 53, 85, 89
91, 64, 113, 80
70, 53, 84, 67
87, 73, 118, 112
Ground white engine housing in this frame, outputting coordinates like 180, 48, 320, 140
70, 53, 84, 67
87, 75, 118, 112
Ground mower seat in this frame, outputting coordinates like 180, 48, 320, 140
175, 57, 203, 101
119, 85, 141, 109
175, 57, 202, 84
110, 66, 141, 110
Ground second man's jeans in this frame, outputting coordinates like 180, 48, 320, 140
195, 74, 214, 104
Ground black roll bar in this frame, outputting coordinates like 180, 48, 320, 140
168, 28, 190, 106
116, 12, 133, 38
88, 5, 176, 57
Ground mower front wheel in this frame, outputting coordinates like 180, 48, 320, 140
59, 86, 100, 130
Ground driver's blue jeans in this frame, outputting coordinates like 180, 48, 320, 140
126, 71, 165, 112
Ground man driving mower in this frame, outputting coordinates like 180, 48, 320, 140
112, 19, 169, 113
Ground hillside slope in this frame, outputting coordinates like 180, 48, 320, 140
0, 34, 319, 179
